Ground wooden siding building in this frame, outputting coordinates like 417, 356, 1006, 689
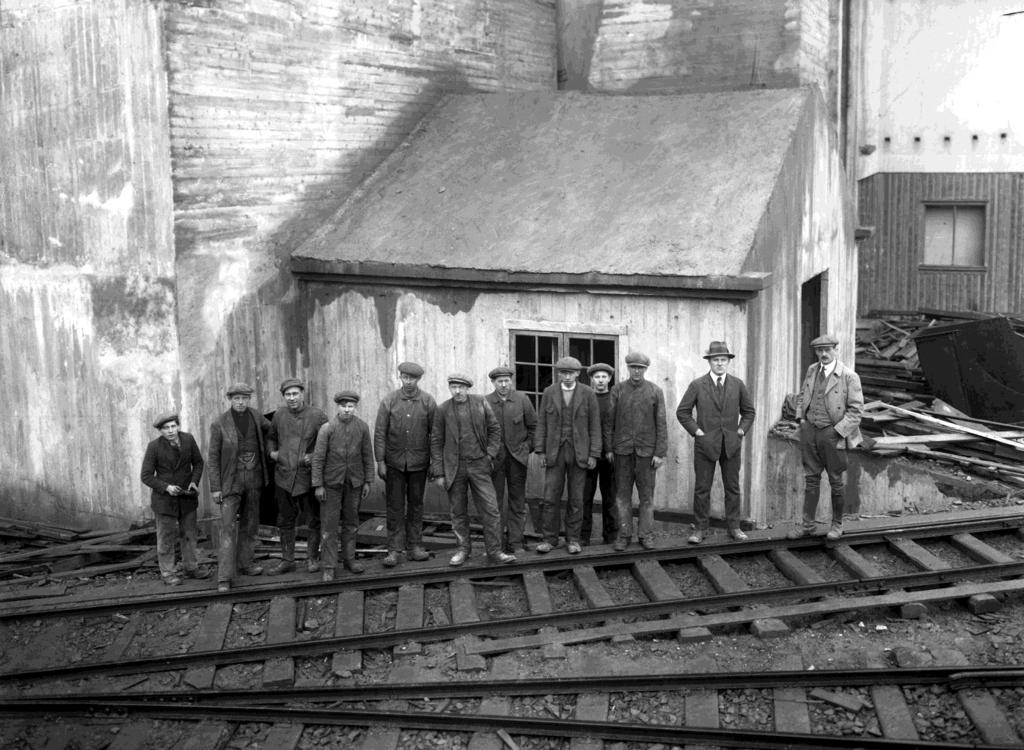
292, 88, 856, 527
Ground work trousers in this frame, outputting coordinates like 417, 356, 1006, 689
155, 506, 198, 578
321, 484, 361, 573
693, 443, 743, 531
274, 486, 320, 539
614, 453, 657, 543
385, 466, 426, 552
541, 442, 586, 546
217, 488, 260, 583
490, 448, 528, 551
449, 457, 503, 557
582, 456, 616, 545
800, 421, 848, 528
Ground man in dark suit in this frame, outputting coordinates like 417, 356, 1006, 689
676, 342, 756, 544
430, 373, 516, 567
141, 412, 208, 585
209, 382, 272, 592
485, 365, 537, 553
533, 356, 601, 555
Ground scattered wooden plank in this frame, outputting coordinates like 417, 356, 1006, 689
102, 615, 141, 663
866, 430, 1024, 446
958, 690, 1022, 746
332, 589, 365, 675
0, 528, 153, 565
881, 404, 1024, 451
263, 596, 296, 688
183, 601, 232, 689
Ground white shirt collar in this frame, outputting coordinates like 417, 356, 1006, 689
560, 382, 576, 392
821, 360, 838, 378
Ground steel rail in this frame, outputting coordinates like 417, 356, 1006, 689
3, 565, 1024, 684
2, 513, 1022, 621
1, 701, 1017, 750
5, 665, 1023, 706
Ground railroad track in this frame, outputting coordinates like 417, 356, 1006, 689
1, 512, 1023, 686
3, 665, 1023, 748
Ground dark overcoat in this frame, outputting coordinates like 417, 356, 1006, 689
140, 431, 204, 516
208, 407, 272, 494
484, 390, 537, 466
429, 395, 501, 490
676, 374, 756, 461
534, 383, 602, 468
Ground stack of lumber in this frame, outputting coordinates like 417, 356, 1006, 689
859, 399, 1024, 487
855, 316, 930, 403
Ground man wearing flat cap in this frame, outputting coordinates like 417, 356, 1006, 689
677, 342, 756, 544
791, 334, 863, 541
582, 362, 617, 546
534, 356, 602, 554
431, 374, 515, 566
266, 378, 328, 576
605, 351, 668, 551
141, 413, 208, 585
312, 391, 374, 581
485, 365, 537, 553
374, 361, 437, 567
209, 382, 272, 592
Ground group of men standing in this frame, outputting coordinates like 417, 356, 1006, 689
140, 335, 862, 586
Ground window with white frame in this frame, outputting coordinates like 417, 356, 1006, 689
922, 204, 985, 268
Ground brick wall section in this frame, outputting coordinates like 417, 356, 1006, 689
165, 1, 557, 506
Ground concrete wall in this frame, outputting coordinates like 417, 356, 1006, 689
0, 0, 176, 529
557, 0, 839, 112
165, 0, 557, 521
849, 0, 1024, 180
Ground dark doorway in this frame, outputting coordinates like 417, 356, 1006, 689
800, 272, 827, 373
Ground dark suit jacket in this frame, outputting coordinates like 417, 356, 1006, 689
534, 383, 602, 468
429, 395, 501, 489
485, 390, 537, 466
140, 432, 204, 516
208, 407, 272, 493
676, 373, 756, 461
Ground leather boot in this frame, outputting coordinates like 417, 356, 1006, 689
268, 530, 296, 575
343, 537, 364, 574
306, 530, 321, 573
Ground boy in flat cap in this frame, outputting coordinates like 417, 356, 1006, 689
676, 342, 756, 544
534, 356, 601, 555
209, 382, 272, 592
141, 413, 208, 585
312, 391, 374, 581
582, 362, 617, 546
374, 361, 436, 567
431, 374, 515, 566
605, 352, 668, 551
485, 365, 536, 553
266, 377, 328, 576
791, 334, 863, 541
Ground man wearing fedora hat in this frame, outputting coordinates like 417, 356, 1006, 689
312, 391, 374, 581
266, 378, 328, 576
605, 351, 668, 551
141, 413, 208, 585
582, 362, 617, 546
431, 374, 515, 566
677, 342, 756, 544
209, 382, 272, 592
534, 356, 602, 555
791, 334, 863, 541
374, 361, 436, 567
485, 365, 537, 553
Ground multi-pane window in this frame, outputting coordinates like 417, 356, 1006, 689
512, 331, 618, 409
922, 204, 985, 267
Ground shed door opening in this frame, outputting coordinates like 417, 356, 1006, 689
801, 272, 827, 374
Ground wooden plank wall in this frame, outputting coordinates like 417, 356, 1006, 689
857, 172, 1024, 315
164, 1, 558, 522
0, 0, 177, 528
305, 284, 748, 519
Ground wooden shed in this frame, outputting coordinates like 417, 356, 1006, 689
291, 88, 856, 528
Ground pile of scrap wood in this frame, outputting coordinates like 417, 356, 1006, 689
856, 315, 931, 402
0, 520, 157, 594
859, 399, 1024, 487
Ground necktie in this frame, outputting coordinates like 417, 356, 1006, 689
715, 377, 723, 393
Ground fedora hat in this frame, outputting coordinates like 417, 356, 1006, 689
703, 341, 735, 360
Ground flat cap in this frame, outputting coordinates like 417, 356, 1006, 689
554, 356, 583, 371
587, 362, 614, 376
398, 361, 424, 377
226, 382, 254, 397
447, 373, 474, 387
279, 377, 304, 393
152, 412, 179, 429
624, 351, 651, 367
703, 341, 736, 360
809, 334, 839, 349
488, 365, 515, 380
333, 390, 360, 404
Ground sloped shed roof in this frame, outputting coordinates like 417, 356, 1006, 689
293, 89, 813, 291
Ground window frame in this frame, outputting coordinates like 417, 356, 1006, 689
510, 328, 620, 409
919, 201, 988, 272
